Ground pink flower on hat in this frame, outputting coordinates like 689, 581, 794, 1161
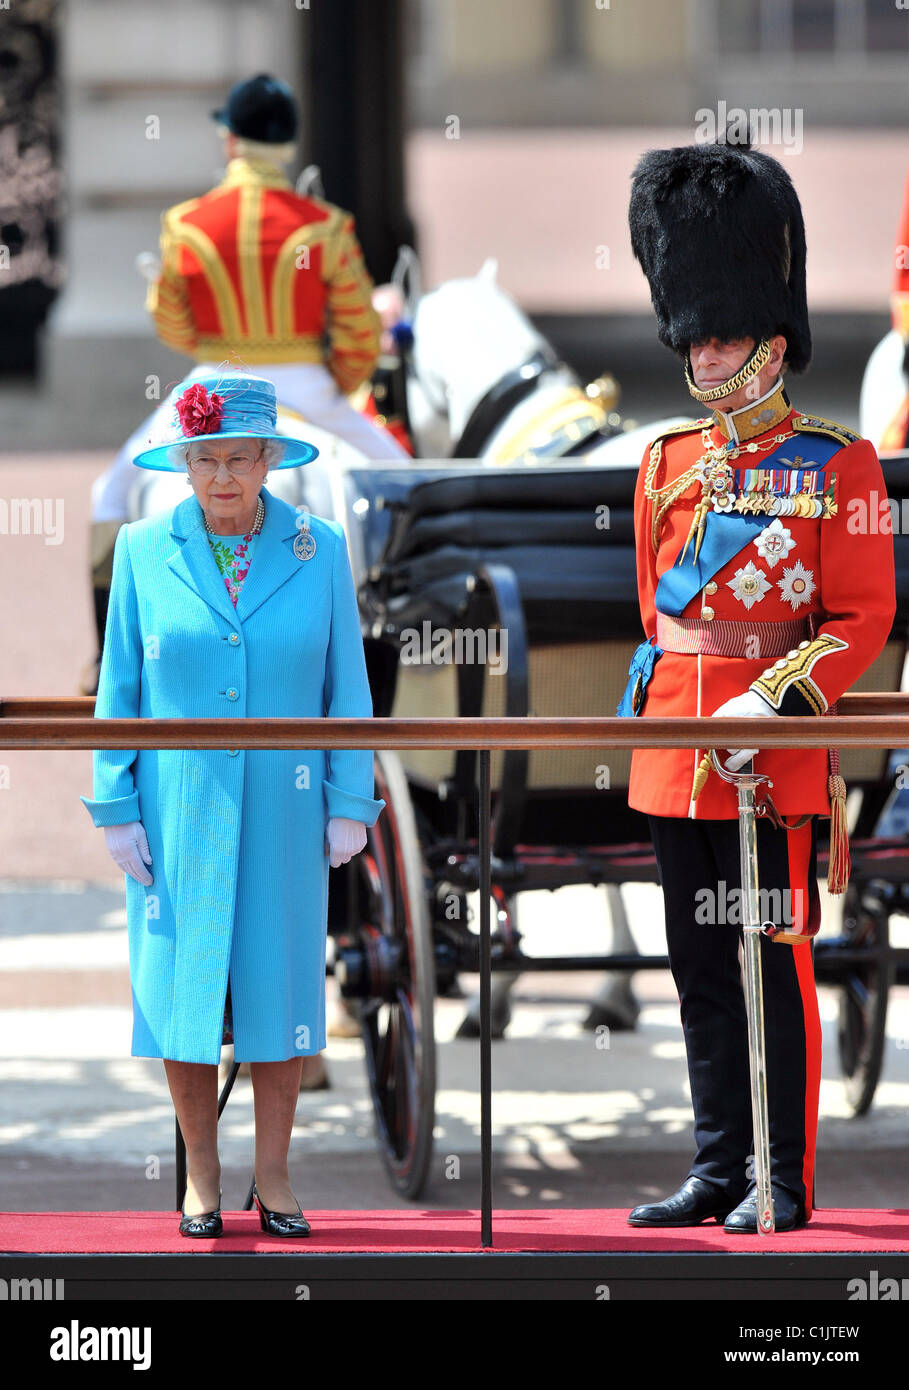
176, 383, 224, 437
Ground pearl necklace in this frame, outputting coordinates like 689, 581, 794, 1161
203, 495, 265, 538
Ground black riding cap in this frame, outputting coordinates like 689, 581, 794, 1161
211, 73, 298, 144
628, 139, 812, 374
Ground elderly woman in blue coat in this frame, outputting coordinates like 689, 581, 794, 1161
81, 371, 384, 1238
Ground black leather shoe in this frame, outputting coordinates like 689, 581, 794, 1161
252, 1183, 311, 1237
179, 1189, 223, 1238
628, 1176, 738, 1227
724, 1184, 807, 1233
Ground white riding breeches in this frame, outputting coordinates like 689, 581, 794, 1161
266, 362, 409, 462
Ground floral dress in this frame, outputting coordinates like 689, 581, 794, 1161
206, 527, 258, 1042
206, 529, 258, 608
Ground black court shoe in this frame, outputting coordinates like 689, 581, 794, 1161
724, 1184, 807, 1234
252, 1183, 311, 1237
179, 1189, 223, 1238
628, 1176, 739, 1227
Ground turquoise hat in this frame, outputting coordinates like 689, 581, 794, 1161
131, 371, 319, 471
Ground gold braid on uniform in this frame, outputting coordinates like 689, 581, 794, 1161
644, 419, 797, 553
643, 433, 707, 553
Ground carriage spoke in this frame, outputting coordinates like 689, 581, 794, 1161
845, 974, 870, 1011
384, 1007, 403, 1149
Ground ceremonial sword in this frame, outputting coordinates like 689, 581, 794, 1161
702, 748, 776, 1236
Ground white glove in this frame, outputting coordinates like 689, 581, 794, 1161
135, 251, 161, 282
104, 820, 154, 885
710, 690, 778, 772
326, 817, 367, 868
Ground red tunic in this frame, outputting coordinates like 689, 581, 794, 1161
628, 387, 896, 819
147, 158, 381, 395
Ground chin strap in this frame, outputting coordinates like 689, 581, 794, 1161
684, 338, 773, 404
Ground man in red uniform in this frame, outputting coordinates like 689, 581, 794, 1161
620, 139, 896, 1231
147, 73, 407, 461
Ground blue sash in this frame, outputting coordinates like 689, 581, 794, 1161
653, 434, 841, 618
654, 511, 768, 617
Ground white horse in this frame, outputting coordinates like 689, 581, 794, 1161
860, 327, 908, 451
400, 253, 686, 464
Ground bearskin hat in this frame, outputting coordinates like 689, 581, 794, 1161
628, 138, 811, 373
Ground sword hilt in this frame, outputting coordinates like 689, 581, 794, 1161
707, 748, 774, 789
690, 748, 776, 802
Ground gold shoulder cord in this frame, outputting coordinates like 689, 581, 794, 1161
644, 427, 710, 553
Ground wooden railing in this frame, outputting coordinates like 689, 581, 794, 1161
1, 691, 908, 748
2, 693, 907, 1247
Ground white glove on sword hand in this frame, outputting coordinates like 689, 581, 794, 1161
710, 690, 778, 772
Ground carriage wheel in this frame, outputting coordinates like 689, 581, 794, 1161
836, 882, 892, 1117
340, 750, 436, 1198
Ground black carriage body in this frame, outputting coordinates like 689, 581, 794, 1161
347, 461, 648, 852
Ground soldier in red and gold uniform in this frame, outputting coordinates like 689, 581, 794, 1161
147, 73, 408, 461
620, 140, 896, 1232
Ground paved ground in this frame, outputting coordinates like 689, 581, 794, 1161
0, 878, 907, 1214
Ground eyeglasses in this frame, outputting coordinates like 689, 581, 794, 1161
187, 449, 264, 476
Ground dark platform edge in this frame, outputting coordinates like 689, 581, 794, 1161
4, 1250, 909, 1301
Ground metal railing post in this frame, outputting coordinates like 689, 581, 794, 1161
479, 748, 493, 1247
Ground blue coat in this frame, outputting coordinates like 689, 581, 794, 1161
81, 485, 385, 1064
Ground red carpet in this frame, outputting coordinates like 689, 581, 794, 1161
2, 1209, 909, 1254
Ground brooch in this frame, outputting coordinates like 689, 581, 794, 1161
753, 520, 796, 568
728, 560, 771, 610
681, 457, 736, 560
293, 508, 317, 561
777, 560, 816, 610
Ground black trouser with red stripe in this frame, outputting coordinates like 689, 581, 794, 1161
648, 814, 823, 1216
